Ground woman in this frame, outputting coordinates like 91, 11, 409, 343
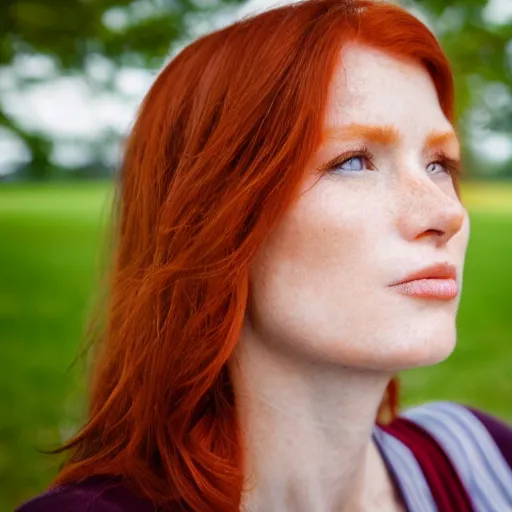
17, 0, 512, 510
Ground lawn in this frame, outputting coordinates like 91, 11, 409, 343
1, 180, 511, 511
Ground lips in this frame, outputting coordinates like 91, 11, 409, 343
389, 262, 458, 301
390, 279, 458, 300
392, 262, 457, 286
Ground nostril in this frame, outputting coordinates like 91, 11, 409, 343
419, 229, 444, 239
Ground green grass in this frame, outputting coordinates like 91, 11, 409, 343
1, 181, 511, 511
0, 182, 113, 511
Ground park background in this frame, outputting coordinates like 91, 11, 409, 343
1, 0, 511, 510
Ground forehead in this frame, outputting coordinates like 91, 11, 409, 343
324, 43, 454, 141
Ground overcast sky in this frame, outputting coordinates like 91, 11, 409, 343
0, 0, 511, 175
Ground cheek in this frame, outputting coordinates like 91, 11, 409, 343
252, 188, 377, 294
246, 188, 384, 358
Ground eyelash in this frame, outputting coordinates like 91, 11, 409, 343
430, 151, 461, 176
328, 146, 375, 173
327, 147, 461, 176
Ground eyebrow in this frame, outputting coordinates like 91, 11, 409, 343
323, 123, 461, 158
425, 130, 461, 158
324, 124, 400, 145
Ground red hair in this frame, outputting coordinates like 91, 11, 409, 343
54, 0, 457, 509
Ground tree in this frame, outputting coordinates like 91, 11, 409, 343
1, 0, 510, 179
0, 0, 246, 180
405, 0, 512, 178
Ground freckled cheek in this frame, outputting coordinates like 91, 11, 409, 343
272, 202, 375, 286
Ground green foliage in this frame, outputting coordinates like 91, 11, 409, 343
404, 0, 512, 176
0, 0, 246, 179
0, 0, 510, 179
1, 0, 243, 69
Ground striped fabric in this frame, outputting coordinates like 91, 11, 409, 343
374, 401, 512, 512
373, 426, 437, 512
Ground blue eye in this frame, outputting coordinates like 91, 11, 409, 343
338, 156, 366, 172
427, 161, 449, 175
326, 148, 374, 175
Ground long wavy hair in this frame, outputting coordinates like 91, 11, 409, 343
54, 0, 459, 509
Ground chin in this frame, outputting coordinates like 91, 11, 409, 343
387, 339, 456, 372
319, 317, 458, 373
371, 325, 458, 372
361, 300, 460, 371
295, 330, 457, 374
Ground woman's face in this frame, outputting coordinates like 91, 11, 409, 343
245, 43, 470, 371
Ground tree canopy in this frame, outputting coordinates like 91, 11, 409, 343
0, 0, 510, 179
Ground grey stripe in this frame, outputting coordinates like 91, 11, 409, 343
403, 401, 512, 512
403, 404, 487, 511
404, 402, 509, 511
435, 402, 512, 499
373, 426, 437, 512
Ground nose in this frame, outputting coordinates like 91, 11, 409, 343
396, 174, 467, 245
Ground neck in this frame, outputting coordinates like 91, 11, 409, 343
229, 328, 394, 512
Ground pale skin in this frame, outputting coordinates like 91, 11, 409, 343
228, 42, 470, 511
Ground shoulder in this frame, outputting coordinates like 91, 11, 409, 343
15, 476, 157, 512
465, 404, 512, 468
401, 400, 512, 508
403, 402, 512, 492
379, 401, 512, 510
401, 400, 512, 466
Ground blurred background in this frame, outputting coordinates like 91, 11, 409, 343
0, 0, 511, 509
